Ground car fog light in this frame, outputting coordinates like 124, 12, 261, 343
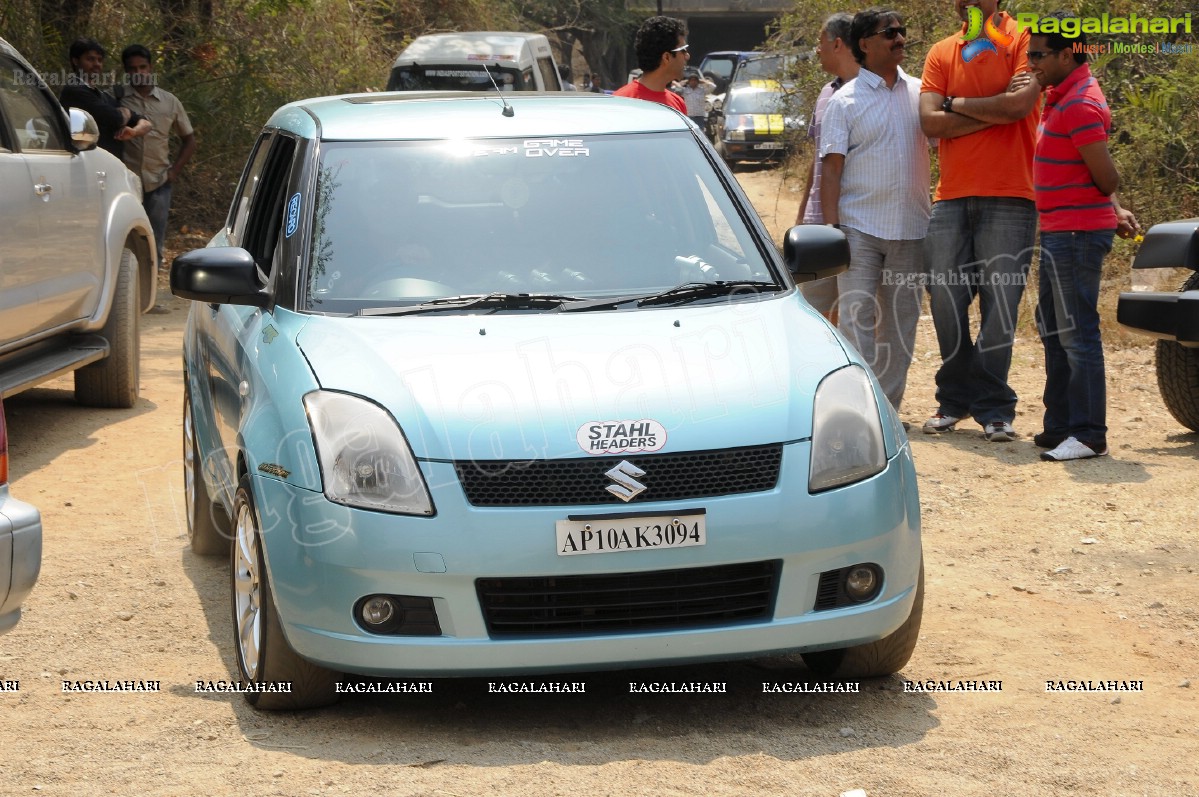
845, 565, 881, 601
361, 596, 397, 626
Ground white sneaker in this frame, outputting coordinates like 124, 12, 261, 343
923, 413, 960, 433
1040, 436, 1108, 461
983, 421, 1016, 442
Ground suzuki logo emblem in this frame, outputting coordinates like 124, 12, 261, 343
605, 460, 646, 502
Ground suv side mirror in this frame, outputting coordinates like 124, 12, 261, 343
68, 108, 99, 151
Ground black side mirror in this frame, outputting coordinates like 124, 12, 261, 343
171, 247, 271, 307
783, 225, 849, 283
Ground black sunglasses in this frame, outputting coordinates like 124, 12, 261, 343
1027, 49, 1062, 60
863, 25, 907, 40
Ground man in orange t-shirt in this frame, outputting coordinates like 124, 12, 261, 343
918, 0, 1040, 443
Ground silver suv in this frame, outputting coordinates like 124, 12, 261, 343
0, 37, 156, 407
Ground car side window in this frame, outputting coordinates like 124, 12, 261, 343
535, 56, 560, 90
0, 57, 67, 152
226, 133, 273, 246
240, 134, 298, 280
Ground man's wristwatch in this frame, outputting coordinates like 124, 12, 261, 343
942, 96, 956, 114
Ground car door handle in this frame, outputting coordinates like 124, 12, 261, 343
34, 182, 52, 196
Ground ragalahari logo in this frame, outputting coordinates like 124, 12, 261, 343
961, 6, 1014, 62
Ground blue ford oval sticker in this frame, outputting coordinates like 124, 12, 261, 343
285, 192, 301, 238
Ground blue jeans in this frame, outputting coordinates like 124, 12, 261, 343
1036, 229, 1113, 448
143, 180, 172, 268
925, 197, 1037, 425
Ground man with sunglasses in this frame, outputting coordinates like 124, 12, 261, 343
919, 0, 1041, 443
1026, 13, 1138, 461
614, 15, 689, 113
819, 8, 930, 413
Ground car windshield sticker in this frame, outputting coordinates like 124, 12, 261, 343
577, 420, 667, 455
524, 139, 590, 157
467, 140, 591, 158
285, 192, 301, 238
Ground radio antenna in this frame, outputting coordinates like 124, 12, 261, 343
483, 64, 515, 117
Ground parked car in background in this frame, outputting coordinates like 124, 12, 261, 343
710, 82, 805, 168
0, 36, 156, 407
386, 32, 562, 92
697, 50, 755, 95
1117, 219, 1199, 431
173, 90, 920, 710
0, 396, 41, 634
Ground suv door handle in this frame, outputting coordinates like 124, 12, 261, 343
34, 183, 52, 196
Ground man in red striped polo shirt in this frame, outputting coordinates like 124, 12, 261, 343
1029, 12, 1139, 461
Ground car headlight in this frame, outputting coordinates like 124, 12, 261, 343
729, 128, 746, 141
303, 390, 434, 515
809, 365, 886, 492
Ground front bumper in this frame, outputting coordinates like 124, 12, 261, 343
1117, 289, 1199, 347
254, 441, 921, 677
720, 138, 788, 162
0, 493, 43, 634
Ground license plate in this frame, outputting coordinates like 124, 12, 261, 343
556, 510, 706, 556
754, 142, 784, 150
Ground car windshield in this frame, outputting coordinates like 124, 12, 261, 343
699, 56, 737, 81
304, 132, 779, 313
733, 55, 798, 83
725, 89, 786, 116
388, 64, 526, 91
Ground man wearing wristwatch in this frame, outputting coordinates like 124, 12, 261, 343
919, 0, 1040, 443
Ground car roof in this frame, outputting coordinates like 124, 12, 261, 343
267, 91, 692, 140
394, 31, 548, 62
0, 37, 40, 76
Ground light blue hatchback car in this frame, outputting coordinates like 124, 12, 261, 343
172, 91, 922, 709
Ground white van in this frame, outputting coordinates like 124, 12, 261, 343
386, 32, 562, 92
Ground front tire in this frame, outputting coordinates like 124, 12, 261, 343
231, 474, 339, 709
802, 560, 924, 679
183, 384, 230, 555
1155, 270, 1199, 431
75, 247, 140, 408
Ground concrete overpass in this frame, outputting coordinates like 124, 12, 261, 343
639, 0, 792, 59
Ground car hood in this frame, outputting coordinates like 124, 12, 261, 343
295, 296, 849, 461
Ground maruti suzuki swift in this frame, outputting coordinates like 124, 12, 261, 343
172, 91, 922, 709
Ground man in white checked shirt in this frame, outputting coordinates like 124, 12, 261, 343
819, 7, 931, 412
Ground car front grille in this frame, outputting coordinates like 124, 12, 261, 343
477, 560, 781, 637
453, 444, 782, 507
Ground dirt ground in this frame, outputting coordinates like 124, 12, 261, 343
2, 166, 1197, 797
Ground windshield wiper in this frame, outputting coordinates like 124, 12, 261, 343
635, 280, 780, 307
357, 293, 584, 317
557, 294, 650, 312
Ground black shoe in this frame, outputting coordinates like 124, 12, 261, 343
1033, 431, 1066, 449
